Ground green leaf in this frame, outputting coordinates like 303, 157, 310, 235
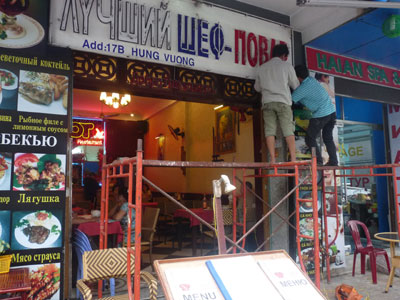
51, 225, 61, 235
16, 219, 29, 228
13, 173, 23, 188
0, 30, 6, 40
25, 179, 49, 191
37, 154, 61, 173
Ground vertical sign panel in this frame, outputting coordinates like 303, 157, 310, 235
0, 1, 71, 299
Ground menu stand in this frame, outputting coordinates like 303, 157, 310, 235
154, 250, 327, 300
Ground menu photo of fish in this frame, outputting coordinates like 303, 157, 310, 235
17, 70, 68, 115
13, 153, 66, 191
11, 210, 63, 250
25, 263, 61, 300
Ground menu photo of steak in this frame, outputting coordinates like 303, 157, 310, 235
12, 210, 62, 250
27, 263, 61, 300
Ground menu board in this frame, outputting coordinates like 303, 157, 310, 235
0, 45, 71, 299
296, 170, 323, 278
293, 72, 345, 277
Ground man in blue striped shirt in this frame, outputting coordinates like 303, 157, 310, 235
292, 65, 338, 166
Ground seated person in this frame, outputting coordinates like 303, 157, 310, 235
109, 186, 136, 244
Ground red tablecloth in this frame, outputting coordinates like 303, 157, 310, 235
77, 221, 124, 244
174, 208, 214, 226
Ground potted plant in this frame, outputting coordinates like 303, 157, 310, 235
0, 239, 11, 274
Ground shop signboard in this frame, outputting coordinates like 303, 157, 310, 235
387, 105, 400, 193
49, 0, 292, 79
72, 118, 104, 146
0, 50, 71, 299
306, 46, 400, 90
339, 140, 373, 164
0, 2, 71, 300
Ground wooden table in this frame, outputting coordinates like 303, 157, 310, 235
374, 232, 400, 293
0, 268, 31, 300
174, 208, 214, 256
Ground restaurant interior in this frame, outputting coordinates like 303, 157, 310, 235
69, 85, 260, 296
71, 87, 256, 207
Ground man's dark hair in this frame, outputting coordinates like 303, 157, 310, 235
295, 65, 309, 79
272, 44, 289, 58
314, 73, 324, 81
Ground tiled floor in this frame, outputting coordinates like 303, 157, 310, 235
71, 236, 400, 300
71, 235, 218, 299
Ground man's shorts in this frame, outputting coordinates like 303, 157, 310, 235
263, 102, 295, 137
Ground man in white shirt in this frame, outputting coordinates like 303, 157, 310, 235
254, 44, 299, 163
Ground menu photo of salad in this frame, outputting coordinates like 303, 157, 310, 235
0, 68, 18, 110
12, 153, 66, 191
17, 70, 68, 115
0, 152, 12, 190
11, 210, 63, 250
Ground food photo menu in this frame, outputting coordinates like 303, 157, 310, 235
0, 2, 70, 297
0, 57, 70, 299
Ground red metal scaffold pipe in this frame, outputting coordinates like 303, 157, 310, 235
99, 140, 324, 296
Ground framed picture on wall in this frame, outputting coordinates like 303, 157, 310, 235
157, 135, 166, 160
215, 107, 236, 154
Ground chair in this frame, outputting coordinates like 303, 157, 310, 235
200, 208, 233, 254
347, 220, 391, 284
156, 198, 186, 248
124, 207, 160, 269
72, 230, 115, 299
76, 247, 158, 300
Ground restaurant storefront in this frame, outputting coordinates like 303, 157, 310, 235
0, 0, 302, 299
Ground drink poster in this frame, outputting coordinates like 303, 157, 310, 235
0, 0, 49, 54
0, 2, 70, 299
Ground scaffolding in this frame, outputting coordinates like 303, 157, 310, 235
321, 163, 400, 282
94, 143, 400, 299
93, 137, 400, 299
97, 140, 324, 299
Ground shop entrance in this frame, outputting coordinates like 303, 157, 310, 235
338, 122, 388, 240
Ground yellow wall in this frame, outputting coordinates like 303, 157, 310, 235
144, 101, 255, 194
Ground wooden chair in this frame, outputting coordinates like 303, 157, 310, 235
156, 197, 188, 247
76, 247, 158, 300
124, 207, 160, 269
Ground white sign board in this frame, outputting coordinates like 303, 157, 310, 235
387, 105, 400, 192
49, 0, 292, 79
258, 258, 324, 300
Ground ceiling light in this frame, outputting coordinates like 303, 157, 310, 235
130, 113, 135, 117
100, 92, 131, 109
297, 0, 400, 9
214, 105, 224, 110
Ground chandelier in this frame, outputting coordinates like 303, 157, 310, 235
100, 92, 131, 109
